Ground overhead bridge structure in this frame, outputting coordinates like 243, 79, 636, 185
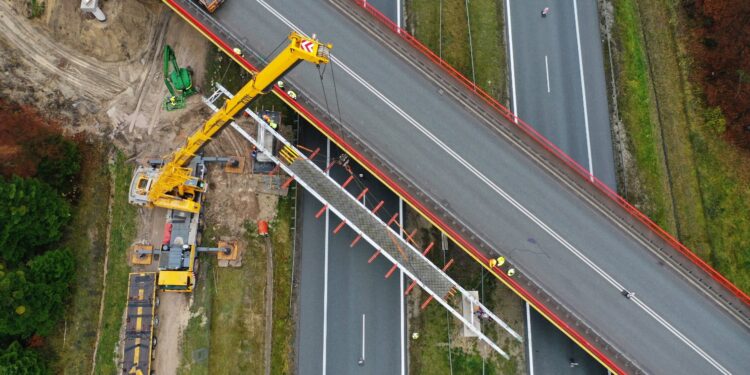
204, 83, 523, 358
164, 0, 750, 373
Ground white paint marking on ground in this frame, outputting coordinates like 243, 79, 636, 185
572, 0, 594, 180
505, 0, 518, 118
399, 197, 406, 375
526, 302, 535, 375
396, 0, 401, 27
400, 269, 406, 375
361, 313, 367, 361
545, 55, 550, 93
322, 138, 330, 374
254, 2, 733, 372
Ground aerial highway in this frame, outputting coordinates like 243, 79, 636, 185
508, 0, 615, 372
297, 126, 405, 374
166, 0, 750, 373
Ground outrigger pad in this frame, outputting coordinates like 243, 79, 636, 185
216, 240, 239, 261
131, 243, 154, 265
224, 156, 245, 174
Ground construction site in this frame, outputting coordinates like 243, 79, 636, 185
1, 0, 749, 374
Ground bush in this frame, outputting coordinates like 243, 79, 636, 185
0, 177, 71, 264
0, 249, 75, 338
0, 341, 48, 375
28, 248, 75, 288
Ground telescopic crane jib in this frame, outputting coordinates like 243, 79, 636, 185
129, 32, 332, 213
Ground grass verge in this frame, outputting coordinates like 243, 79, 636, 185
46, 141, 111, 374
610, 0, 750, 291
269, 194, 295, 374
176, 193, 295, 375
92, 151, 138, 374
407, 0, 508, 102
408, 224, 524, 374
177, 253, 214, 375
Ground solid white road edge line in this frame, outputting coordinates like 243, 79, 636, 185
322, 138, 330, 374
526, 302, 535, 375
572, 0, 594, 180
545, 55, 550, 93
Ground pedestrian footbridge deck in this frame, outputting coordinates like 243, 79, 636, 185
205, 84, 522, 358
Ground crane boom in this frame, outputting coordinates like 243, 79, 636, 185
130, 32, 331, 213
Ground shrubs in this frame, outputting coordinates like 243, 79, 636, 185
0, 177, 71, 264
0, 103, 81, 369
0, 341, 48, 375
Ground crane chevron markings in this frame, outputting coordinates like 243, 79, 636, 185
301, 40, 314, 53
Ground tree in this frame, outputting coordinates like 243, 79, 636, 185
0, 177, 71, 263
0, 268, 33, 337
27, 248, 75, 288
0, 249, 75, 338
0, 341, 48, 375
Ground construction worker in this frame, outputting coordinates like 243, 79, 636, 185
287, 90, 297, 100
269, 120, 278, 130
489, 256, 505, 268
507, 268, 516, 277
474, 307, 488, 320
277, 80, 285, 89
233, 47, 243, 57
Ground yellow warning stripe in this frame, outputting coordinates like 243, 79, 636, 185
279, 146, 299, 164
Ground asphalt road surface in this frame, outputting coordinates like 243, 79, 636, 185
508, 0, 614, 373
184, 0, 750, 373
296, 124, 406, 374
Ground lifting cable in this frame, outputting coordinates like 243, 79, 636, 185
329, 61, 343, 122
317, 64, 333, 120
317, 61, 343, 123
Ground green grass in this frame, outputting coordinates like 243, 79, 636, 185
92, 151, 138, 374
611, 0, 750, 292
269, 194, 295, 375
177, 222, 265, 375
177, 255, 214, 375
45, 142, 111, 374
611, 0, 674, 231
207, 227, 265, 375
177, 194, 296, 375
407, 0, 507, 101
203, 47, 253, 95
409, 227, 523, 374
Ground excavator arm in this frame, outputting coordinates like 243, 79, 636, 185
131, 32, 331, 213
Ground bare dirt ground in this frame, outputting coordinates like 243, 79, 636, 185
154, 292, 192, 375
0, 1, 282, 373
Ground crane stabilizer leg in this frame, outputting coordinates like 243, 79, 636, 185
129, 31, 332, 213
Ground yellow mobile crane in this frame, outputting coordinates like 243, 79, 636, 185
128, 32, 331, 291
130, 31, 331, 213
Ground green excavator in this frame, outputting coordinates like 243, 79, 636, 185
163, 45, 197, 111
